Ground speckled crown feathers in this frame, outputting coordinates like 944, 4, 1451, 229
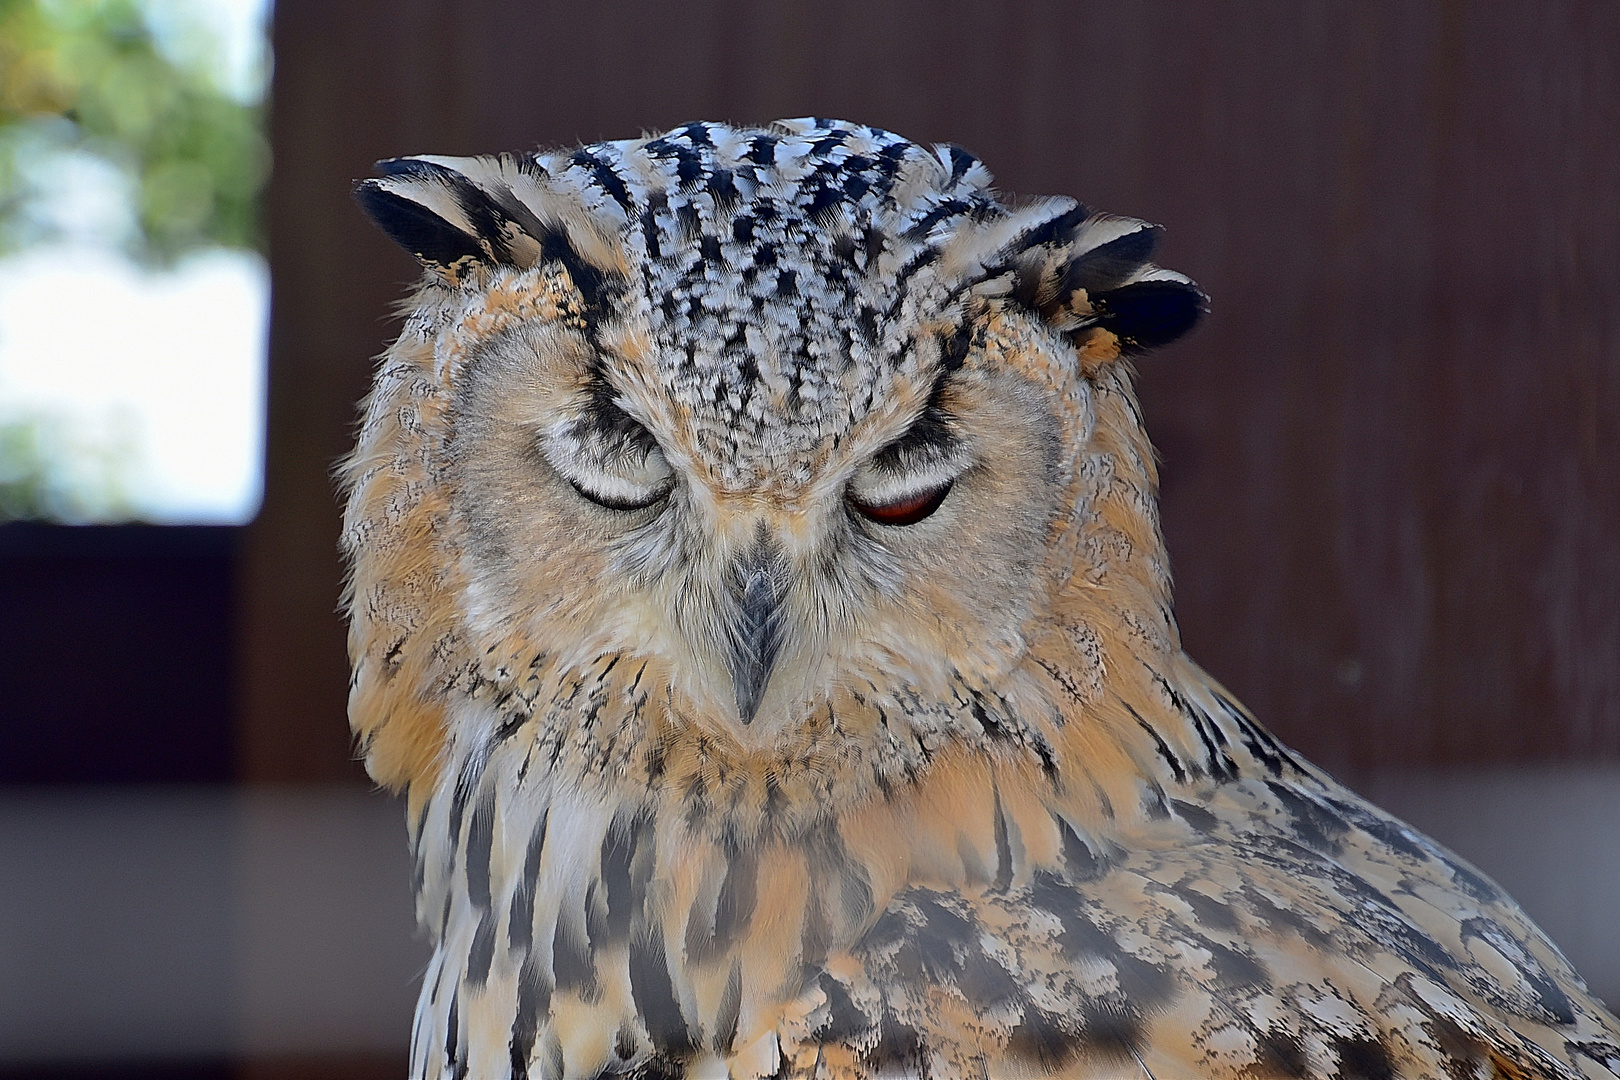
353, 117, 1204, 364
354, 119, 1203, 493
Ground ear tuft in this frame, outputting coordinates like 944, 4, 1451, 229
353, 155, 627, 312
353, 156, 531, 276
1054, 218, 1159, 299
996, 203, 1206, 358
353, 177, 487, 273
1093, 270, 1205, 351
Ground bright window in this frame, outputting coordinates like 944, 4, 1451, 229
0, 0, 271, 524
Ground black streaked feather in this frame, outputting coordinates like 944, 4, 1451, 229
1095, 278, 1205, 350
353, 181, 483, 268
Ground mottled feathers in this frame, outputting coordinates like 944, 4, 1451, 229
342, 119, 1619, 1079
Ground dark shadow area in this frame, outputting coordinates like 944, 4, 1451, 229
0, 524, 237, 783
0, 1055, 407, 1080
0, 1064, 234, 1080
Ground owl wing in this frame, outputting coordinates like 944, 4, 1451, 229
783, 775, 1620, 1080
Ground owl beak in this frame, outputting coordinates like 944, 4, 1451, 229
728, 531, 787, 725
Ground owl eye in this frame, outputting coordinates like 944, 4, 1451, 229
569, 474, 673, 512
543, 406, 675, 514
562, 442, 675, 512
849, 481, 953, 526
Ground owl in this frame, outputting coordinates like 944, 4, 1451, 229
342, 119, 1619, 1079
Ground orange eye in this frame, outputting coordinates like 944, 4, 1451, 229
849, 481, 952, 526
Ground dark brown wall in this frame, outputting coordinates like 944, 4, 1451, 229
1, 525, 236, 783
243, 0, 1619, 782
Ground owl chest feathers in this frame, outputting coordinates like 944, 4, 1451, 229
403, 644, 1265, 1079
405, 654, 1620, 1080
409, 702, 1053, 1079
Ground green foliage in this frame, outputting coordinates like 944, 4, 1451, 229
0, 410, 136, 521
0, 0, 267, 261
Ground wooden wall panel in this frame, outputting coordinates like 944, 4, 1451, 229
243, 0, 1619, 781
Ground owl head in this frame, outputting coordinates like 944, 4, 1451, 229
343, 119, 1202, 808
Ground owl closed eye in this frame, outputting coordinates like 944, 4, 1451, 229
546, 389, 675, 512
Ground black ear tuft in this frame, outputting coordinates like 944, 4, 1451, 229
1055, 224, 1160, 299
353, 155, 530, 274
995, 204, 1206, 357
374, 157, 439, 179
353, 178, 486, 270
1094, 276, 1206, 350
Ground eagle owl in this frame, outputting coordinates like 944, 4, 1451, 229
343, 119, 1619, 1079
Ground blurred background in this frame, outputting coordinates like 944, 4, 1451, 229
0, 1, 1615, 1076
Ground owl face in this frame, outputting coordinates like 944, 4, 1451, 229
444, 297, 1069, 735
351, 119, 1201, 748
